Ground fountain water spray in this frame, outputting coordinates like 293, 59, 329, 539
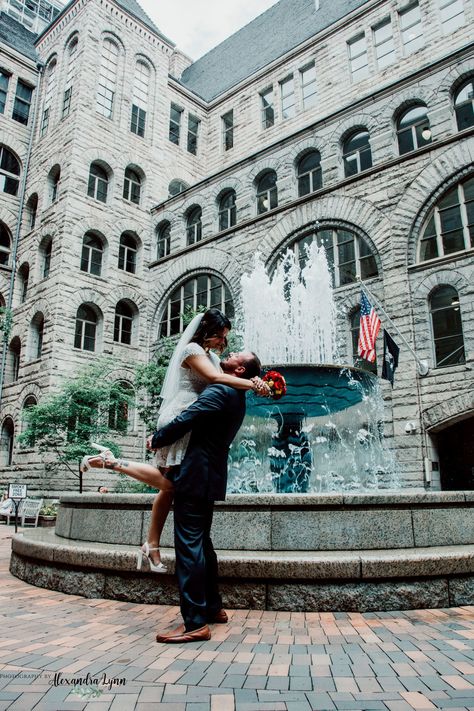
229, 242, 400, 493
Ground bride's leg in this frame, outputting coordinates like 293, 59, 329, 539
84, 452, 173, 491
146, 489, 174, 566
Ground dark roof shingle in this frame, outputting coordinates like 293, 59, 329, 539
0, 12, 37, 62
180, 0, 369, 101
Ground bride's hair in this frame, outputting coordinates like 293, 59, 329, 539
191, 308, 231, 348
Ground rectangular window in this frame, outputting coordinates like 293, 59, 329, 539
280, 75, 295, 120
130, 104, 146, 137
12, 79, 33, 125
260, 87, 274, 129
187, 114, 200, 155
439, 0, 464, 33
169, 103, 182, 144
62, 86, 72, 117
0, 70, 10, 114
347, 34, 369, 82
300, 62, 317, 109
373, 18, 396, 69
222, 110, 234, 150
399, 2, 424, 54
40, 107, 49, 135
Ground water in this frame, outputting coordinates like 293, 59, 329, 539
229, 244, 399, 493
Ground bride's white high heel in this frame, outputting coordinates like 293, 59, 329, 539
137, 541, 167, 573
80, 443, 117, 473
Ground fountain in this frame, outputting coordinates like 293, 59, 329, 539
9, 244, 474, 611
229, 243, 399, 494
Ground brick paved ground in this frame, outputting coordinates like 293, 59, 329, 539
0, 527, 473, 711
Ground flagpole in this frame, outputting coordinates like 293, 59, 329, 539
358, 279, 429, 376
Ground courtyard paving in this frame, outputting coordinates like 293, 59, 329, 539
0, 527, 473, 711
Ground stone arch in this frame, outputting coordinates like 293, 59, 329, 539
63, 29, 79, 51
24, 299, 50, 323
423, 391, 474, 432
134, 52, 156, 73
208, 177, 243, 204
152, 210, 175, 232
384, 85, 435, 119
256, 195, 392, 270
110, 285, 145, 312
0, 137, 24, 168
0, 205, 18, 232
100, 30, 125, 52
69, 289, 108, 316
148, 247, 242, 341
434, 57, 474, 101
18, 383, 42, 408
247, 158, 284, 184
115, 220, 145, 248
411, 269, 469, 304
398, 152, 474, 265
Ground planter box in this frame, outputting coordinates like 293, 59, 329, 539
38, 516, 56, 528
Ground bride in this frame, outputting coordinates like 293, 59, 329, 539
81, 308, 269, 572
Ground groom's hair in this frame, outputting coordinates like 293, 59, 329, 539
240, 352, 261, 379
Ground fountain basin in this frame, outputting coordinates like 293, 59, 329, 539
9, 492, 474, 611
230, 365, 395, 493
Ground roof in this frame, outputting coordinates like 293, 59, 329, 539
113, 0, 166, 38
180, 0, 370, 101
35, 0, 173, 46
0, 12, 37, 62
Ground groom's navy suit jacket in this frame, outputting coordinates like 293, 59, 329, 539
152, 384, 246, 502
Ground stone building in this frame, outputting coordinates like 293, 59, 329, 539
0, 0, 472, 495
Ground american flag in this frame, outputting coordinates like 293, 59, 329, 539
358, 292, 381, 363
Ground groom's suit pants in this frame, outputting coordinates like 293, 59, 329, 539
173, 493, 223, 631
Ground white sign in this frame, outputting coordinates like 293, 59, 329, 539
8, 484, 27, 500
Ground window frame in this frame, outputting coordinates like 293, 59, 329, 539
186, 207, 203, 246
398, 2, 424, 55
300, 62, 317, 110
187, 114, 200, 155
74, 305, 98, 352
218, 190, 237, 231
342, 130, 373, 177
222, 110, 234, 151
80, 233, 103, 276
297, 151, 322, 197
87, 163, 109, 203
123, 167, 141, 205
114, 301, 134, 345
347, 34, 369, 83
256, 171, 278, 214
429, 286, 466, 368
169, 103, 183, 145
118, 233, 138, 274
260, 87, 275, 129
12, 79, 33, 125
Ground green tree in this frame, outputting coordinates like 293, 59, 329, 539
17, 358, 133, 477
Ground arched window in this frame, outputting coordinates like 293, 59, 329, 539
0, 224, 11, 266
454, 78, 474, 131
81, 232, 103, 276
21, 395, 37, 441
131, 60, 150, 137
156, 221, 171, 259
397, 105, 432, 154
186, 207, 202, 245
96, 38, 119, 118
41, 58, 57, 135
118, 232, 138, 273
87, 162, 108, 203
114, 300, 135, 345
297, 151, 322, 196
286, 227, 378, 287
6, 337, 21, 384
108, 381, 135, 432
343, 130, 372, 177
41, 237, 52, 278
256, 171, 278, 214
218, 190, 236, 230
63, 35, 78, 117
419, 175, 474, 261
29, 312, 44, 360
169, 179, 189, 197
430, 286, 465, 367
123, 167, 141, 204
159, 274, 234, 337
0, 417, 14, 466
48, 165, 60, 204
18, 262, 29, 303
74, 304, 98, 351
26, 193, 38, 230
350, 309, 377, 373
0, 145, 20, 196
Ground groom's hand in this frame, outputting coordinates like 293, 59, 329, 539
146, 434, 156, 451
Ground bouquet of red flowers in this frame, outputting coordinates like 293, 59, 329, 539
262, 370, 287, 400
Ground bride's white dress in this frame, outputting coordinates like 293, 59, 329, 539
155, 342, 221, 468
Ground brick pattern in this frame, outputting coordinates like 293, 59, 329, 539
1, 527, 474, 709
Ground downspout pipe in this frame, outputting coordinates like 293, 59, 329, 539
0, 61, 44, 408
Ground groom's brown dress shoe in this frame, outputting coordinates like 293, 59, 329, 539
156, 624, 211, 644
209, 609, 228, 624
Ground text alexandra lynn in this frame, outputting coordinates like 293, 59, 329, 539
52, 672, 126, 690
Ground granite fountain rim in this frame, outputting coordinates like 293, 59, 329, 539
59, 490, 474, 507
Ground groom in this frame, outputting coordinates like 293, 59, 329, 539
151, 350, 262, 643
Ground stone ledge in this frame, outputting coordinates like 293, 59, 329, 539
11, 530, 474, 580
